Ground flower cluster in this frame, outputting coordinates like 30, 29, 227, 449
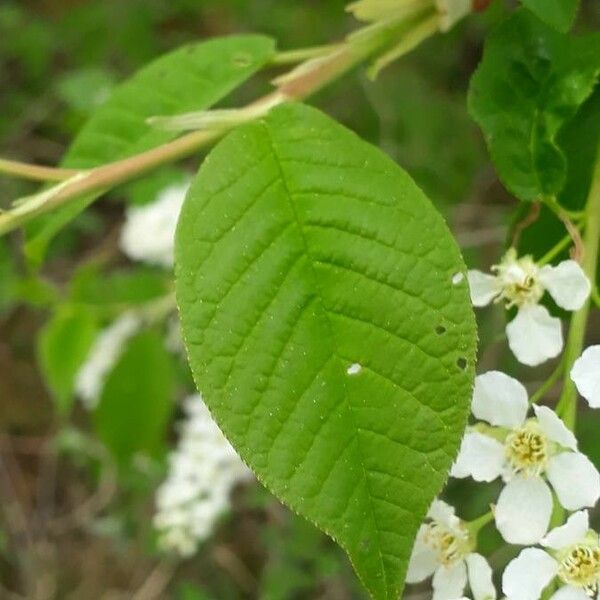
119, 180, 190, 268
406, 250, 599, 599
153, 395, 253, 557
75, 312, 141, 409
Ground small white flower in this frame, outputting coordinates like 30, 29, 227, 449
75, 313, 141, 409
407, 499, 496, 600
120, 180, 190, 268
451, 371, 600, 544
154, 394, 253, 557
571, 346, 600, 408
503, 511, 600, 600
468, 249, 591, 366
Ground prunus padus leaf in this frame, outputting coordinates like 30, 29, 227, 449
175, 102, 476, 599
469, 9, 600, 202
26, 34, 275, 265
38, 304, 99, 415
95, 330, 175, 464
520, 0, 579, 33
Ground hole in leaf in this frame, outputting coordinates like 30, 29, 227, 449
456, 357, 467, 370
346, 363, 362, 375
435, 325, 446, 335
452, 272, 464, 285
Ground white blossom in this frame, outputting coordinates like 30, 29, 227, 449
571, 346, 600, 408
468, 249, 591, 366
451, 371, 600, 544
120, 180, 190, 268
74, 313, 141, 409
154, 395, 253, 557
503, 511, 600, 600
406, 499, 496, 600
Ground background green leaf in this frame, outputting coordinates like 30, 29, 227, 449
469, 9, 600, 202
514, 87, 600, 287
38, 304, 99, 414
94, 329, 175, 465
25, 34, 276, 265
521, 0, 579, 32
175, 102, 476, 599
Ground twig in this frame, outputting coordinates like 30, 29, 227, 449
0, 158, 78, 183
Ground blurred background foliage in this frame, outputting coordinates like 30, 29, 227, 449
0, 1, 599, 599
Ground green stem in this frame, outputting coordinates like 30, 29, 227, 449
0, 158, 78, 182
537, 233, 575, 266
529, 356, 566, 406
270, 43, 343, 65
0, 14, 440, 238
592, 284, 600, 309
555, 149, 600, 429
467, 510, 494, 535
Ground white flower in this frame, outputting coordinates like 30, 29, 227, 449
74, 313, 141, 409
154, 394, 253, 557
503, 511, 600, 600
451, 371, 600, 545
571, 346, 600, 408
406, 499, 496, 600
120, 180, 190, 268
468, 249, 591, 366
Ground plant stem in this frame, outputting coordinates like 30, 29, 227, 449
537, 233, 575, 266
467, 510, 494, 535
528, 356, 566, 406
0, 16, 420, 237
270, 43, 343, 65
555, 148, 600, 429
0, 158, 78, 182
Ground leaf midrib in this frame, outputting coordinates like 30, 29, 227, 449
259, 121, 390, 599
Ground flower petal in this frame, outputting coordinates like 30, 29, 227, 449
506, 305, 563, 367
406, 525, 438, 583
451, 431, 505, 482
466, 553, 497, 600
541, 511, 589, 550
533, 405, 577, 450
428, 498, 457, 527
549, 586, 590, 600
570, 345, 600, 408
433, 560, 468, 600
502, 548, 557, 600
467, 270, 498, 307
471, 371, 528, 428
547, 452, 600, 510
539, 260, 591, 311
495, 476, 552, 544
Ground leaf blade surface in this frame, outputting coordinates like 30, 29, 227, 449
176, 103, 476, 599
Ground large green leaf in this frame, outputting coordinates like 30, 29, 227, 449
25, 34, 275, 265
469, 10, 600, 202
175, 103, 476, 599
521, 0, 579, 33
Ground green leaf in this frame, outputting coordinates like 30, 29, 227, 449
69, 265, 170, 307
521, 0, 579, 33
514, 87, 600, 285
469, 9, 600, 202
175, 102, 476, 599
38, 305, 99, 415
94, 330, 175, 464
25, 34, 276, 265
0, 240, 17, 313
